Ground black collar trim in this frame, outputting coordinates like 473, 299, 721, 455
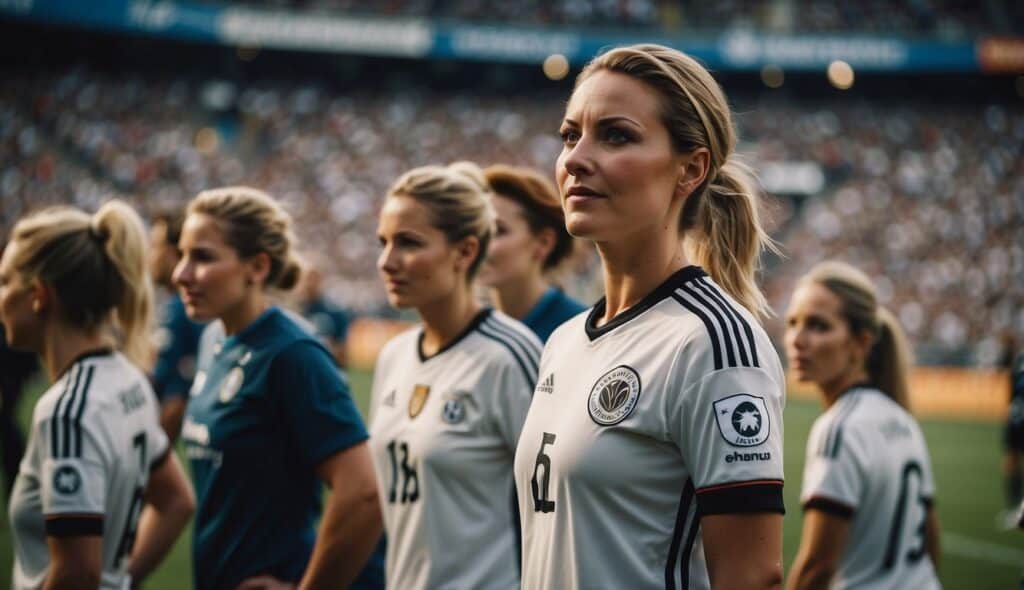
585, 266, 707, 341
58, 347, 114, 381
417, 308, 492, 362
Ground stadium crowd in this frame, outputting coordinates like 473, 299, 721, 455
0, 66, 1020, 364
216, 0, 1014, 36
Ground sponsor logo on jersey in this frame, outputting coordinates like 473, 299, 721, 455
537, 373, 555, 395
53, 464, 82, 495
712, 393, 771, 447
724, 451, 772, 463
588, 365, 642, 426
382, 389, 396, 408
219, 367, 245, 403
409, 384, 431, 418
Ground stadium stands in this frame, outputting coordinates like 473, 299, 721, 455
0, 66, 1020, 365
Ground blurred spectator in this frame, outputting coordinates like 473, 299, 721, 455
294, 253, 352, 368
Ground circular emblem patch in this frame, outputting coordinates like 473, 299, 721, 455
219, 367, 245, 403
442, 399, 466, 424
712, 393, 771, 447
53, 465, 82, 495
587, 365, 642, 426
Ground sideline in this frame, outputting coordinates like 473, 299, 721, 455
943, 531, 1024, 567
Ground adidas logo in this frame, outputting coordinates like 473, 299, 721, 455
537, 374, 555, 395
383, 390, 396, 407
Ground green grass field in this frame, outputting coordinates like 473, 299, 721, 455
3, 370, 1021, 588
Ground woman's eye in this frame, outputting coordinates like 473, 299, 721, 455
603, 127, 632, 144
560, 129, 580, 144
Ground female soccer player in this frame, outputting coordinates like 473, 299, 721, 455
786, 261, 940, 589
477, 164, 587, 343
514, 44, 786, 590
371, 162, 542, 589
173, 187, 383, 590
3, 201, 194, 589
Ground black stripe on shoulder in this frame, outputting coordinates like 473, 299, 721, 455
50, 366, 78, 459
696, 277, 759, 368
803, 496, 855, 519
671, 291, 723, 371
678, 282, 736, 368
825, 396, 862, 459
71, 365, 96, 458
476, 323, 537, 388
485, 315, 541, 367
665, 479, 695, 590
45, 514, 104, 537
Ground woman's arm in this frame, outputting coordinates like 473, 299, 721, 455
128, 453, 196, 582
786, 508, 851, 590
44, 536, 103, 590
703, 512, 784, 590
299, 441, 383, 590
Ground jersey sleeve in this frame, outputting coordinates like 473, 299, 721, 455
35, 410, 112, 537
270, 340, 369, 467
672, 351, 785, 517
489, 359, 536, 450
799, 414, 868, 518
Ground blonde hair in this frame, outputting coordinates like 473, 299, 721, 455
801, 261, 913, 410
188, 186, 303, 291
577, 44, 774, 317
8, 200, 154, 366
386, 161, 495, 279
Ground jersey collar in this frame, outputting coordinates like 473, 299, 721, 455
417, 308, 492, 362
56, 347, 114, 381
585, 266, 707, 342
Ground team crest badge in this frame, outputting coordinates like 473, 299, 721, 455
409, 384, 431, 418
713, 394, 771, 447
219, 367, 245, 403
587, 365, 642, 426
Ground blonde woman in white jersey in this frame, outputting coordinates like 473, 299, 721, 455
1, 202, 194, 589
786, 261, 941, 589
514, 44, 786, 590
370, 162, 542, 589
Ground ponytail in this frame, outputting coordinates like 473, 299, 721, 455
685, 158, 775, 318
867, 307, 913, 410
8, 200, 154, 367
91, 201, 155, 367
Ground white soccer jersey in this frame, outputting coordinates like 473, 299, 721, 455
9, 350, 169, 590
368, 309, 541, 590
801, 385, 940, 589
514, 266, 786, 590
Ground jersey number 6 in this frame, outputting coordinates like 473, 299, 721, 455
531, 432, 556, 513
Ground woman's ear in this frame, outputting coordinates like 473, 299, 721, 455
453, 235, 481, 275
675, 147, 711, 200
533, 227, 557, 266
30, 278, 50, 314
245, 252, 272, 287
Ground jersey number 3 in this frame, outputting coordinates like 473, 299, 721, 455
386, 440, 419, 504
883, 460, 928, 570
531, 432, 556, 513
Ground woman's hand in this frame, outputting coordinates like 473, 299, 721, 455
234, 575, 297, 590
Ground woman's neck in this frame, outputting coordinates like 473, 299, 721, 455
595, 230, 688, 327
221, 291, 269, 336
820, 368, 871, 409
490, 271, 549, 321
41, 324, 110, 382
418, 285, 482, 357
